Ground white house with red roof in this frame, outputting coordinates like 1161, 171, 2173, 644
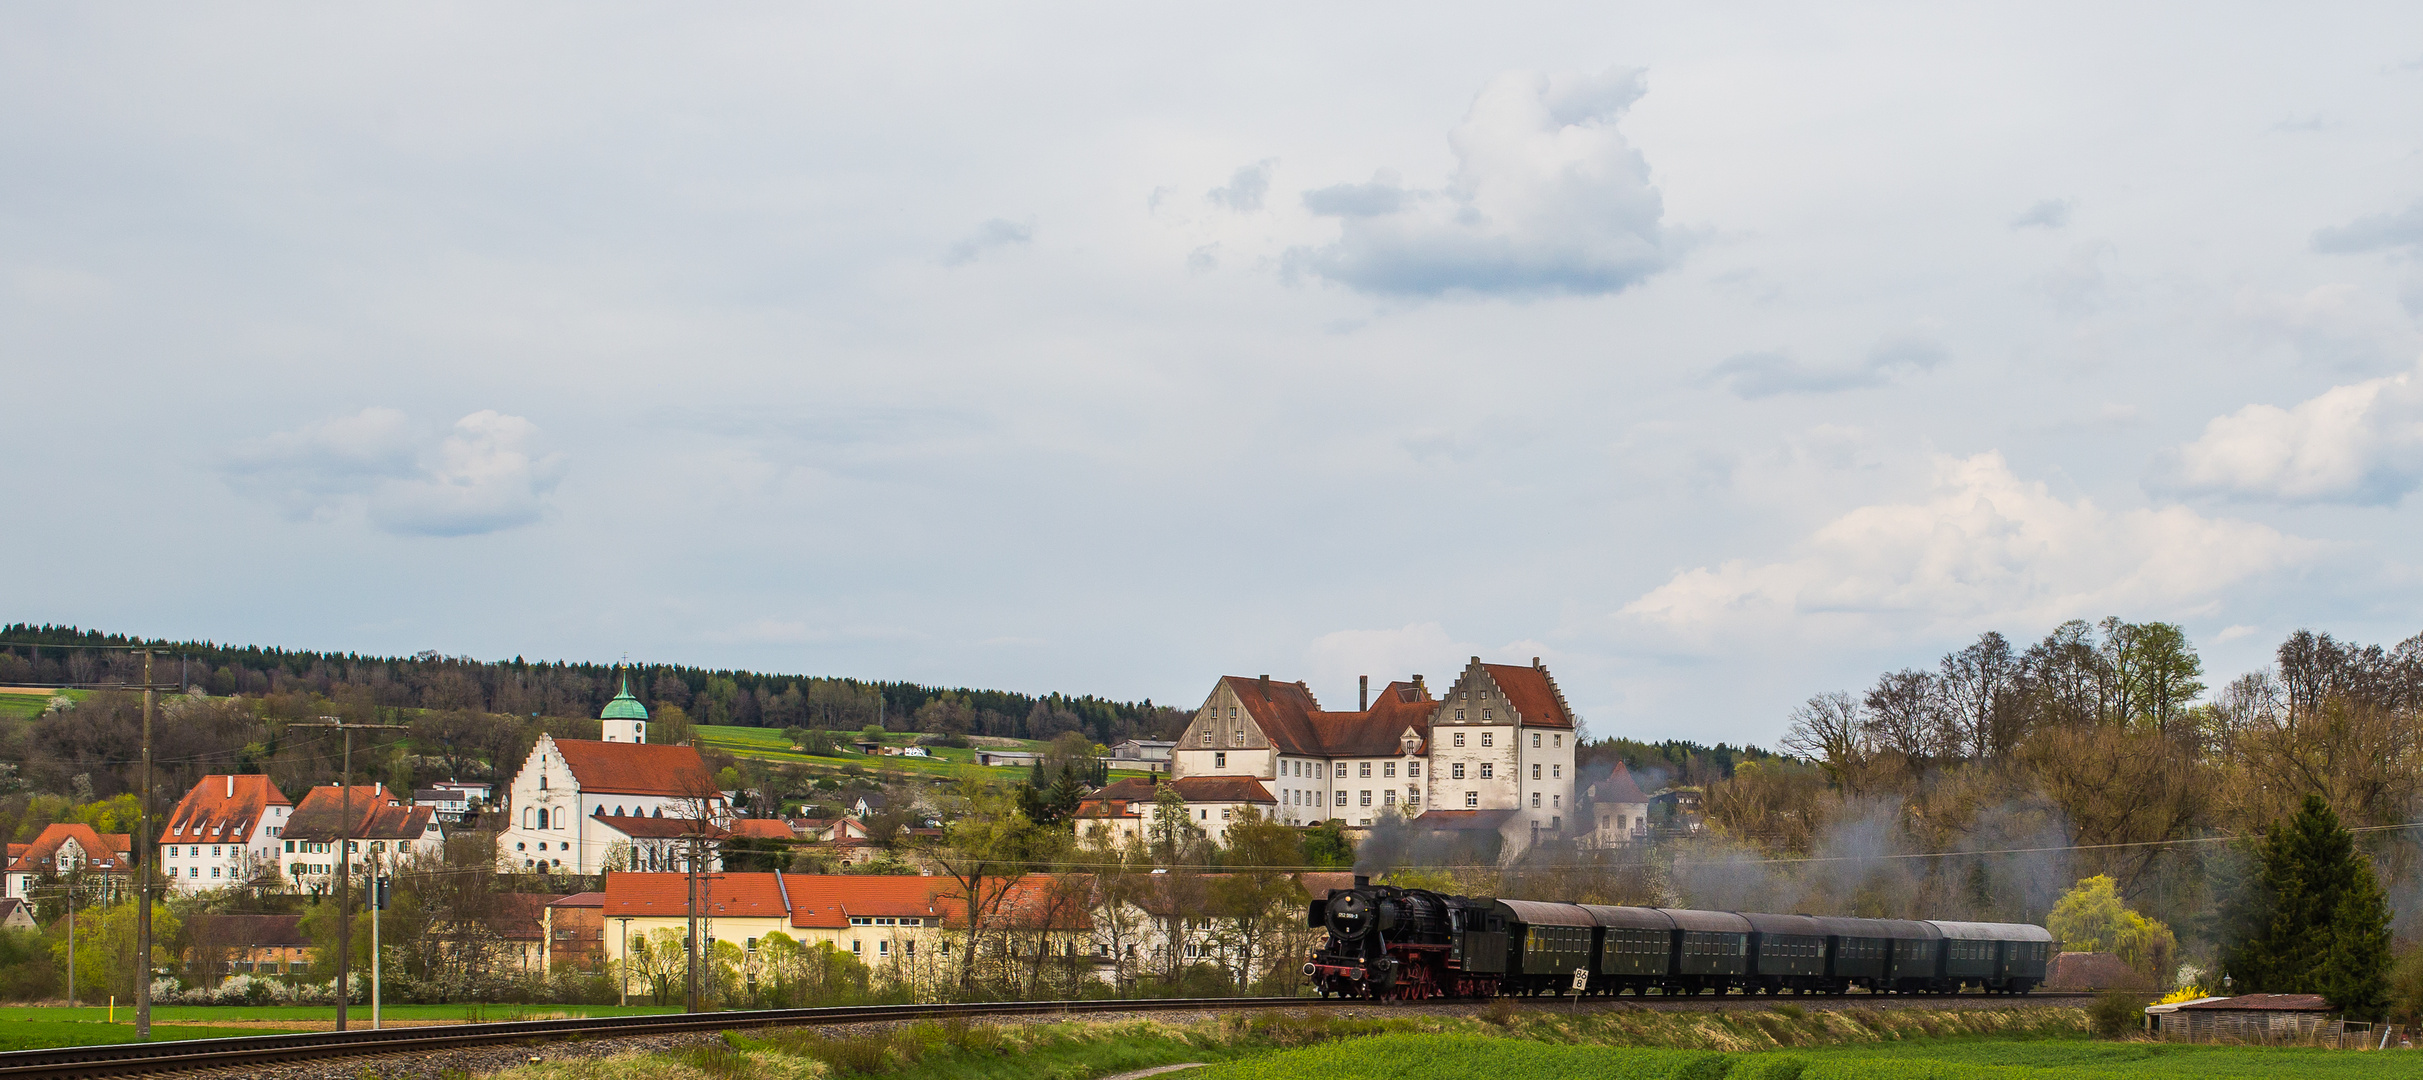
1074, 776, 1277, 847
1172, 657, 1579, 856
158, 774, 292, 892
3, 823, 132, 899
497, 676, 731, 875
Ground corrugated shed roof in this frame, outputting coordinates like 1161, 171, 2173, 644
2179, 994, 2334, 1012
553, 740, 719, 798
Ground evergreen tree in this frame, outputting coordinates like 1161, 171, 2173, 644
2218, 794, 2394, 1017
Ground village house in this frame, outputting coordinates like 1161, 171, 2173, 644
412, 781, 492, 825
545, 892, 607, 970
1582, 763, 1652, 847
158, 774, 291, 891
183, 913, 313, 983
3, 823, 132, 900
496, 677, 730, 874
0, 899, 34, 930
1074, 776, 1277, 847
279, 784, 440, 891
1172, 657, 1579, 857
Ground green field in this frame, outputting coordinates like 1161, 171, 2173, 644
698, 725, 1160, 785
0, 689, 75, 721
0, 1020, 309, 1052
1195, 1031, 2414, 1080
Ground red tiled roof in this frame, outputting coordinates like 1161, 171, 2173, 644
729, 819, 795, 840
548, 891, 607, 908
785, 874, 958, 928
593, 815, 724, 840
1298, 871, 1356, 899
1589, 762, 1650, 805
603, 872, 794, 919
159, 775, 289, 844
554, 740, 719, 798
185, 913, 310, 948
1169, 776, 1274, 804
1226, 676, 1437, 759
1080, 776, 1272, 814
1480, 663, 1573, 729
284, 786, 428, 842
5, 823, 132, 875
492, 893, 553, 940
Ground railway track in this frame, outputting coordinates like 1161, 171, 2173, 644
0, 991, 2101, 1079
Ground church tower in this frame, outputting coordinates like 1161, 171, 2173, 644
601, 673, 648, 743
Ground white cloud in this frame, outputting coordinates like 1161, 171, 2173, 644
1290, 65, 1675, 297
2313, 201, 2423, 254
224, 408, 566, 536
2157, 365, 2423, 504
1620, 452, 2311, 643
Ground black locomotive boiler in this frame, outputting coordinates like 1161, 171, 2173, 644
1305, 876, 2051, 1000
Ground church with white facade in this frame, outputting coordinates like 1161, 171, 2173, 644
496, 676, 732, 874
1172, 657, 1579, 857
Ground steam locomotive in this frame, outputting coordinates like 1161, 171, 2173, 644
1305, 877, 2052, 1000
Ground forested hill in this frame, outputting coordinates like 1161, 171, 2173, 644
0, 624, 1187, 746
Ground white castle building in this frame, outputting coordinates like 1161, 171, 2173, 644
496, 676, 730, 874
1172, 657, 1579, 857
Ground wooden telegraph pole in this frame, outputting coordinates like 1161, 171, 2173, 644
290, 717, 406, 1031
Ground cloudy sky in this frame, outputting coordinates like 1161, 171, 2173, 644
6, 4, 2423, 744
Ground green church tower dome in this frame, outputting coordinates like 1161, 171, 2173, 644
601, 674, 650, 721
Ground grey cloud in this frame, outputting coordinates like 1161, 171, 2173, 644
2009, 199, 2072, 230
1288, 66, 1675, 298
1301, 171, 1407, 218
2313, 202, 2423, 254
1712, 338, 1947, 399
1207, 159, 1275, 212
944, 218, 1033, 265
223, 409, 566, 536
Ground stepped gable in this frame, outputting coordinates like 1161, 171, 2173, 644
160, 775, 289, 843
1222, 675, 1325, 754
1481, 661, 1574, 729
553, 739, 718, 797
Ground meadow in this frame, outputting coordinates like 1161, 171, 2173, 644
0, 1020, 306, 1052
479, 1005, 2414, 1080
697, 726, 1160, 784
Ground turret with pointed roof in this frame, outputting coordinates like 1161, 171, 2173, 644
602, 671, 648, 743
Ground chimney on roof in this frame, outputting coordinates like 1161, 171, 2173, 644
226, 775, 234, 798
1359, 675, 1368, 710
1259, 674, 1270, 699
1534, 656, 1542, 669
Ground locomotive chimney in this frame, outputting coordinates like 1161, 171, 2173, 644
1354, 875, 1370, 888
1359, 675, 1368, 710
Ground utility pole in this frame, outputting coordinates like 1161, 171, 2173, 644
135, 649, 153, 1040
291, 718, 405, 1032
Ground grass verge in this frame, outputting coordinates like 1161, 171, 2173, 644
0, 1020, 308, 1051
